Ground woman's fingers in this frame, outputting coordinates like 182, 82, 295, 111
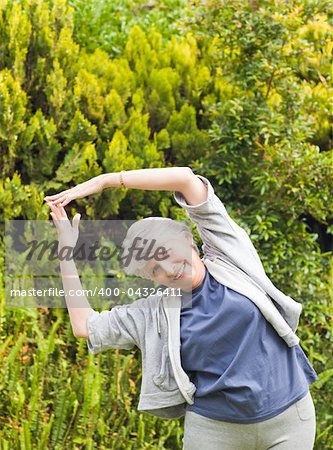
44, 190, 70, 201
44, 190, 73, 207
47, 196, 64, 206
49, 211, 57, 226
48, 203, 73, 239
48, 202, 73, 224
58, 205, 68, 218
48, 203, 59, 221
54, 196, 70, 207
49, 192, 73, 207
48, 202, 63, 221
49, 205, 60, 231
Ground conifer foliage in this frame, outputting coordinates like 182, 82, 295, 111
0, 1, 332, 448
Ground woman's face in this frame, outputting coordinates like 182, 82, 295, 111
142, 236, 206, 292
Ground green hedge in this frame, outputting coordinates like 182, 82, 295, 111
0, 0, 332, 448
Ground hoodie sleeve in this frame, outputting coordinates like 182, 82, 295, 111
173, 175, 267, 276
86, 304, 143, 354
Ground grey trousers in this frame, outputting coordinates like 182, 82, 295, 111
182, 392, 316, 450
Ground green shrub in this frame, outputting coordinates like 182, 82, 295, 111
0, 0, 331, 448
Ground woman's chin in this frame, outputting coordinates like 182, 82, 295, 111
163, 277, 192, 291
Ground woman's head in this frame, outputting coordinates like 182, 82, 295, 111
120, 217, 203, 291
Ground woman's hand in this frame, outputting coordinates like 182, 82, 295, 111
48, 202, 81, 251
44, 176, 104, 207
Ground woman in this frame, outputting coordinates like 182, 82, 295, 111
45, 167, 317, 450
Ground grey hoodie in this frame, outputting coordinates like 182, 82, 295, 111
86, 175, 303, 419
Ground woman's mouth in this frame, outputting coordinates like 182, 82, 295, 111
173, 261, 186, 280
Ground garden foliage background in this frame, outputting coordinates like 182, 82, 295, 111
0, 0, 332, 448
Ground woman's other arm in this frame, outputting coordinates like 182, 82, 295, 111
48, 202, 93, 338
59, 258, 92, 338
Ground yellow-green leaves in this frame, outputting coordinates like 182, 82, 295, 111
0, 70, 27, 175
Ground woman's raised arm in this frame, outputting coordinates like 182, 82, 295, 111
105, 167, 208, 206
44, 167, 208, 207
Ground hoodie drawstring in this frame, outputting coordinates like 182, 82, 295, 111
156, 297, 161, 335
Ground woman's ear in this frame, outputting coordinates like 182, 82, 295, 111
183, 232, 193, 243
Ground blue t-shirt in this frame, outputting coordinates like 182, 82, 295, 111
180, 268, 318, 424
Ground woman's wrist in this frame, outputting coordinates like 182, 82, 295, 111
94, 174, 109, 192
98, 173, 119, 191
